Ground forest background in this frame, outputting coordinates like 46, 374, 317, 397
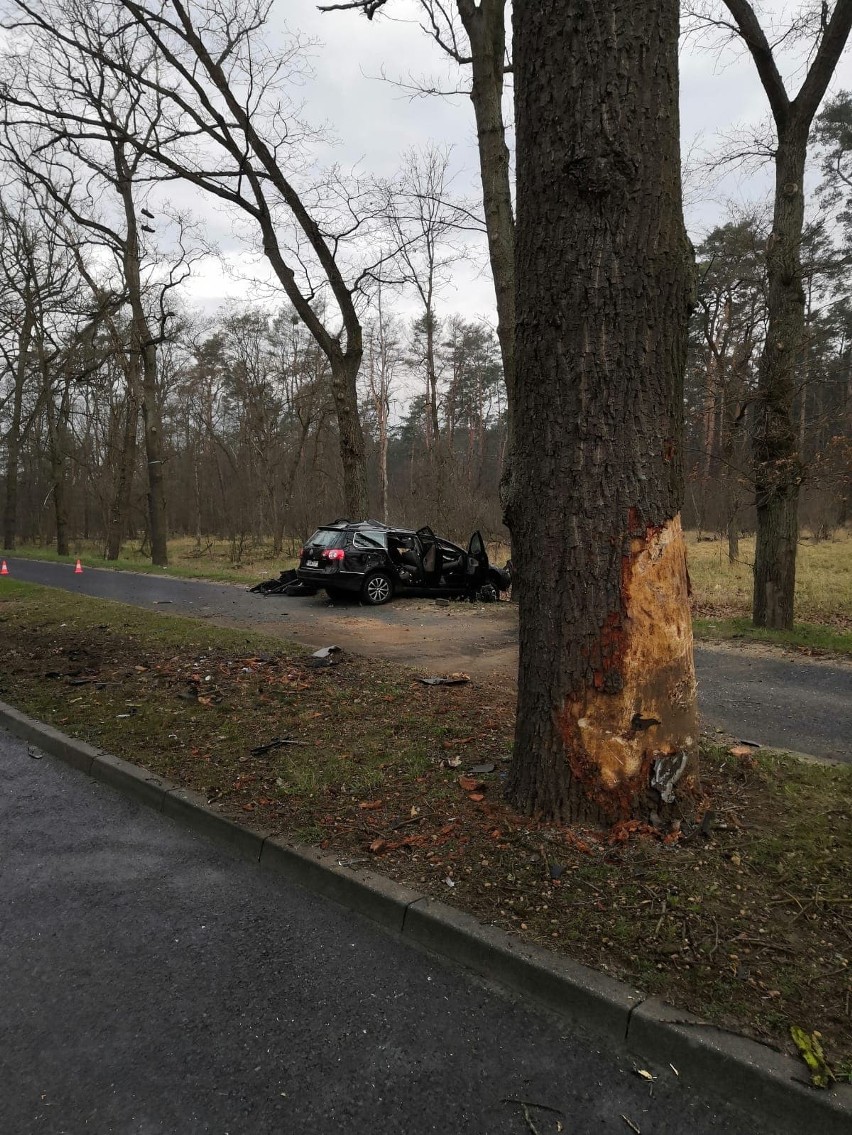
1, 0, 850, 589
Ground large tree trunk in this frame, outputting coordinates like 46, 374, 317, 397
507, 0, 698, 824
330, 352, 369, 518
751, 131, 807, 630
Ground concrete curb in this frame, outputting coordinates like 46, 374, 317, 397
2, 700, 850, 1135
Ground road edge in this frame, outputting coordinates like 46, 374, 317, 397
2, 698, 850, 1135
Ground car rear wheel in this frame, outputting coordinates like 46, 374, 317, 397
361, 570, 394, 606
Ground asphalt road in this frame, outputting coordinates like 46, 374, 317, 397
4, 557, 851, 763
0, 728, 765, 1135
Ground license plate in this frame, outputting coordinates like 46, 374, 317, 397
306, 559, 319, 568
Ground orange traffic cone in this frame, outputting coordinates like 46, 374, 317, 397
74, 558, 83, 574
0, 560, 7, 575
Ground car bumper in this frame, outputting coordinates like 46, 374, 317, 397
297, 568, 364, 593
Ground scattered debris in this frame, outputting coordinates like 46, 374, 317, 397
27, 746, 41, 760
358, 799, 384, 811
621, 1116, 641, 1135
729, 744, 759, 759
152, 599, 173, 605
549, 864, 565, 881
307, 645, 342, 668
249, 737, 305, 757
417, 673, 470, 686
249, 569, 316, 597
468, 761, 495, 774
669, 1064, 679, 1076
650, 751, 689, 804
736, 739, 761, 749
634, 1068, 656, 1082
444, 877, 455, 887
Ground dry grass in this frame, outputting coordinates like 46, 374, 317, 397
686, 530, 852, 629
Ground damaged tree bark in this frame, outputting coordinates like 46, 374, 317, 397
506, 0, 699, 824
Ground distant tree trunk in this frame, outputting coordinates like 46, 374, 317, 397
46, 373, 73, 556
2, 310, 34, 550
507, 0, 698, 823
106, 386, 139, 561
116, 158, 169, 567
457, 0, 515, 493
330, 351, 368, 518
367, 326, 390, 523
139, 338, 168, 566
751, 131, 807, 629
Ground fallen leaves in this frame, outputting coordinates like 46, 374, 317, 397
368, 833, 426, 855
458, 776, 484, 793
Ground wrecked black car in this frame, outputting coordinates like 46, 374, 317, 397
296, 519, 510, 605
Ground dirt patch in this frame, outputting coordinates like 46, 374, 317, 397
2, 582, 850, 1079
275, 596, 521, 678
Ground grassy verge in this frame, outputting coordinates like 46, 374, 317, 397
687, 531, 852, 628
6, 538, 298, 585
1, 578, 850, 1076
693, 617, 852, 657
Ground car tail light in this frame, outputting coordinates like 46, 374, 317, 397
323, 548, 345, 561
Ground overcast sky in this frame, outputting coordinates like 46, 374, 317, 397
181, 1, 852, 323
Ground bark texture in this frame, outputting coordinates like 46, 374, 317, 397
750, 130, 807, 628
507, 0, 698, 823
458, 0, 515, 410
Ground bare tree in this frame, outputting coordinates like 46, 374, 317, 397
1, 0, 392, 518
0, 6, 202, 563
688, 0, 852, 628
322, 0, 515, 502
0, 183, 80, 549
363, 290, 401, 524
381, 143, 472, 464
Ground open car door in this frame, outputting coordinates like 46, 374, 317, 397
416, 526, 443, 586
467, 531, 489, 586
